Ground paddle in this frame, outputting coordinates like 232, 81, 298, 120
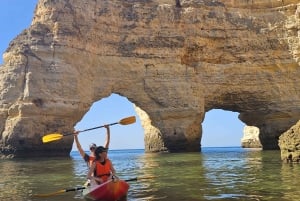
42, 116, 136, 143
124, 176, 157, 182
32, 175, 155, 198
32, 186, 86, 197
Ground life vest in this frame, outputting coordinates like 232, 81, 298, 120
94, 159, 112, 182
84, 153, 95, 167
88, 156, 95, 167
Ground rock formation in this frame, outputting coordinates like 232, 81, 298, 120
0, 0, 300, 158
241, 126, 262, 148
278, 120, 300, 163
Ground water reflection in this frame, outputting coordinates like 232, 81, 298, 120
280, 163, 300, 200
0, 157, 81, 201
135, 152, 207, 200
1, 149, 300, 201
0, 159, 31, 201
134, 148, 300, 201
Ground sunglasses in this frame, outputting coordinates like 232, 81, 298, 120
90, 147, 96, 151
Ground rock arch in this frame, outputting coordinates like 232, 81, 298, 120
0, 0, 300, 157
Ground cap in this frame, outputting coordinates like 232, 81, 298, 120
89, 143, 97, 149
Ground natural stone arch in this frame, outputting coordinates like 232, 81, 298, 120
135, 104, 203, 153
72, 93, 145, 150
0, 0, 300, 158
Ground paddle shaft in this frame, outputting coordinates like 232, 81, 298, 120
63, 122, 118, 137
79, 122, 118, 133
125, 178, 138, 182
42, 116, 136, 143
65, 186, 86, 192
125, 176, 156, 182
33, 186, 86, 197
67, 177, 151, 191
33, 175, 154, 197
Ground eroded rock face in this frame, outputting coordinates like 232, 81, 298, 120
278, 121, 300, 163
0, 0, 300, 157
241, 126, 262, 148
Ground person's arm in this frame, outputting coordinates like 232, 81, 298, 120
74, 131, 88, 160
110, 161, 116, 175
87, 162, 103, 184
103, 125, 110, 149
87, 161, 96, 180
109, 160, 118, 180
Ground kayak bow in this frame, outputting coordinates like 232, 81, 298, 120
83, 179, 129, 201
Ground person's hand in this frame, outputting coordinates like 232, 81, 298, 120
73, 131, 80, 136
104, 125, 110, 129
93, 177, 103, 184
111, 174, 119, 181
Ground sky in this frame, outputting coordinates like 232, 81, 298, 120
0, 0, 246, 151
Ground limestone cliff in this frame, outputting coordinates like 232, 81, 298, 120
241, 126, 262, 148
0, 0, 300, 157
278, 120, 300, 163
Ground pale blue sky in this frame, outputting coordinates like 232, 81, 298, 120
0, 0, 246, 151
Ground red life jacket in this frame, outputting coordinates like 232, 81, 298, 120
84, 154, 95, 167
88, 156, 95, 167
94, 159, 112, 182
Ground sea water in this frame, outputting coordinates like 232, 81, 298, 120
0, 147, 300, 201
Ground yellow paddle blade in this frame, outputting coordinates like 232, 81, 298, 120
32, 189, 65, 197
119, 116, 136, 125
41, 116, 136, 144
42, 133, 63, 143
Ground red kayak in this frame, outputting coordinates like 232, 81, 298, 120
84, 179, 129, 201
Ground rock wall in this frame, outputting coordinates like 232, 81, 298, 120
278, 120, 300, 163
0, 0, 300, 157
241, 126, 262, 148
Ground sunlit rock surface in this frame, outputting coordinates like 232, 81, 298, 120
279, 120, 300, 163
0, 0, 300, 157
241, 126, 262, 148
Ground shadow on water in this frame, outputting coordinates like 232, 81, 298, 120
1, 148, 300, 201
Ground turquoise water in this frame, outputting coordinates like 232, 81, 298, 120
0, 147, 300, 201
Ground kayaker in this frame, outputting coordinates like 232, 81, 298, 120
87, 146, 117, 185
74, 124, 110, 167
